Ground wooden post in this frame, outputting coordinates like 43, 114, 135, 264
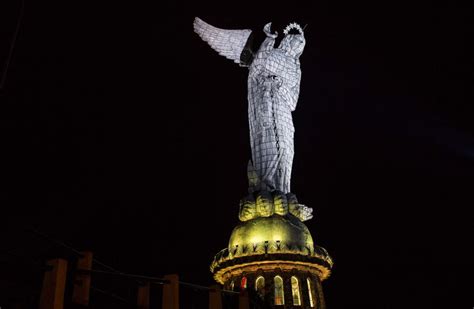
39, 258, 68, 309
72, 251, 93, 306
162, 274, 179, 309
137, 282, 150, 309
208, 285, 222, 309
238, 290, 249, 309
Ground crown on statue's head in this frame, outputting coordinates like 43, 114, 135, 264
283, 22, 304, 35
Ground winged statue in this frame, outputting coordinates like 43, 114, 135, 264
194, 17, 306, 197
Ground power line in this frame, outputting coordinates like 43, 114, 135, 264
27, 227, 122, 273
27, 228, 85, 258
90, 286, 132, 305
179, 281, 239, 295
76, 269, 169, 285
26, 227, 146, 285
76, 269, 239, 295
25, 227, 239, 297
92, 256, 123, 274
0, 250, 51, 271
0, 0, 25, 91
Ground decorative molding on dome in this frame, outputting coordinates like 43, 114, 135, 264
212, 258, 331, 285
211, 241, 333, 278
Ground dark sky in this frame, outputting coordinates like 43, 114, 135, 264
1, 1, 473, 308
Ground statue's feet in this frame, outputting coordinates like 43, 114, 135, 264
239, 190, 313, 222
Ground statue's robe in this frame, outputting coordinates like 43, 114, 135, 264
248, 36, 301, 194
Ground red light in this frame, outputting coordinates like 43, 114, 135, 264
241, 276, 247, 290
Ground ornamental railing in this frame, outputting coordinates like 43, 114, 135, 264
211, 240, 333, 272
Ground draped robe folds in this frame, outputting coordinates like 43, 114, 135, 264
248, 36, 301, 194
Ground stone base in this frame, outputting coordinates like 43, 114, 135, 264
210, 191, 332, 308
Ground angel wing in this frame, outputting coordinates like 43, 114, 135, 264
193, 17, 252, 65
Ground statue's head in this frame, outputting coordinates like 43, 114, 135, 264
279, 23, 306, 58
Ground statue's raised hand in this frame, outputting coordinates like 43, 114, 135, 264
263, 22, 278, 38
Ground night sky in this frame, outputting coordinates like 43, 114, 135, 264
1, 1, 473, 308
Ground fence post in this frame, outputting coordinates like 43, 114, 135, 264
162, 274, 179, 309
39, 258, 68, 309
238, 290, 250, 309
137, 282, 150, 309
209, 285, 222, 309
72, 251, 93, 306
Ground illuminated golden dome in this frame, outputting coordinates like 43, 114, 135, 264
211, 213, 333, 284
228, 214, 314, 252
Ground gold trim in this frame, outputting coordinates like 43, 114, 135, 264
210, 244, 333, 272
213, 259, 331, 284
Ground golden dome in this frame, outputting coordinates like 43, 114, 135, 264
228, 214, 314, 252
210, 214, 333, 284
